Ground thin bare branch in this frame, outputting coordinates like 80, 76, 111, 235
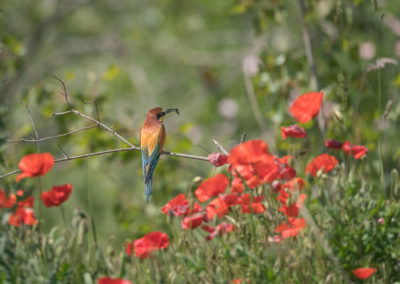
0, 147, 209, 179
56, 142, 70, 159
0, 76, 210, 180
212, 138, 229, 155
52, 75, 71, 105
25, 104, 41, 152
7, 124, 98, 143
162, 150, 209, 161
48, 109, 137, 150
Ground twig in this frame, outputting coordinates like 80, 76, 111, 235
212, 138, 229, 155
56, 142, 70, 159
52, 75, 71, 106
7, 124, 98, 143
46, 109, 137, 149
0, 147, 209, 179
0, 76, 210, 180
25, 105, 41, 152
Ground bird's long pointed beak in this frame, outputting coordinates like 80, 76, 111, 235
165, 108, 179, 115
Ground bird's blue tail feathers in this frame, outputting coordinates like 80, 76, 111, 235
145, 178, 152, 203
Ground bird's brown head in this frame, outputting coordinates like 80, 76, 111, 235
147, 107, 179, 121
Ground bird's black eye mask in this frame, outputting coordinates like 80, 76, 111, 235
156, 111, 165, 120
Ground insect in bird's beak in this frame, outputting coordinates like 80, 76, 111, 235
165, 108, 179, 115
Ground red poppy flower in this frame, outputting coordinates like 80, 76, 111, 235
16, 152, 54, 182
230, 164, 264, 189
277, 188, 290, 205
282, 177, 306, 191
279, 194, 306, 217
8, 207, 37, 226
161, 193, 202, 217
206, 197, 229, 219
273, 156, 296, 181
275, 217, 306, 239
125, 242, 133, 256
182, 213, 205, 229
195, 174, 229, 202
289, 92, 324, 123
230, 178, 244, 194
202, 222, 235, 241
232, 279, 242, 284
18, 196, 34, 208
208, 152, 228, 167
0, 190, 16, 208
325, 139, 343, 149
271, 181, 281, 193
228, 140, 270, 166
342, 141, 368, 159
281, 125, 307, 139
219, 193, 240, 207
133, 231, 169, 258
351, 267, 376, 279
253, 156, 279, 183
40, 184, 73, 207
97, 277, 132, 284
305, 154, 338, 177
238, 194, 265, 214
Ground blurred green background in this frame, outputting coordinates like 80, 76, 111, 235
1, 0, 400, 246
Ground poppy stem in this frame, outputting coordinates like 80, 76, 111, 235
37, 176, 43, 233
60, 204, 67, 227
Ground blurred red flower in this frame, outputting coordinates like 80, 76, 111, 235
230, 178, 244, 193
232, 279, 242, 284
0, 190, 16, 208
206, 198, 229, 219
282, 177, 306, 191
254, 156, 280, 183
40, 184, 73, 207
238, 194, 265, 214
97, 277, 132, 284
125, 242, 133, 256
228, 140, 270, 166
208, 152, 228, 167
351, 267, 376, 279
219, 193, 240, 207
289, 92, 324, 123
133, 231, 169, 258
161, 193, 202, 217
325, 139, 343, 149
273, 156, 296, 181
182, 213, 205, 229
8, 207, 37, 226
277, 188, 290, 205
18, 196, 34, 208
342, 141, 368, 159
271, 181, 281, 193
279, 194, 306, 217
305, 154, 338, 177
275, 217, 306, 239
195, 174, 229, 202
202, 222, 234, 240
281, 125, 306, 139
16, 152, 54, 182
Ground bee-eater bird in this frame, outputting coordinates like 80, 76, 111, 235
140, 107, 179, 202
